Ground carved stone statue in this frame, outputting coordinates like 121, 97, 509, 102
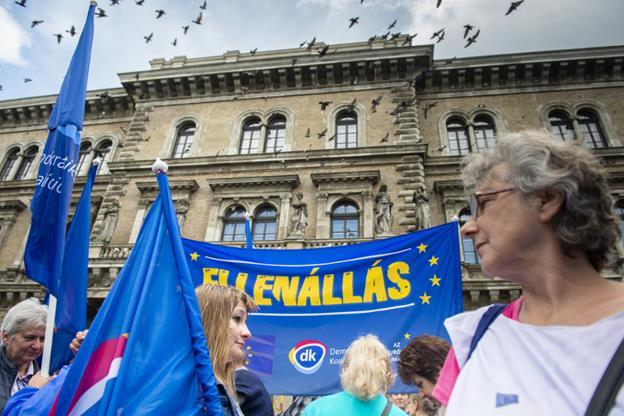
374, 184, 393, 234
413, 185, 431, 230
290, 192, 308, 236
175, 198, 190, 228
91, 200, 120, 244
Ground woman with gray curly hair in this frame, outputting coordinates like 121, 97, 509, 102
303, 334, 408, 416
432, 130, 624, 415
0, 298, 46, 412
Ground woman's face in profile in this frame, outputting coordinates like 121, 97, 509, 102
227, 301, 251, 363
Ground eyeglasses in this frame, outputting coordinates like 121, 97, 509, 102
468, 187, 515, 218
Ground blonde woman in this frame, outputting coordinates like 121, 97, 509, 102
303, 334, 408, 416
196, 284, 258, 416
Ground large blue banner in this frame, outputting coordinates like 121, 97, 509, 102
182, 222, 463, 395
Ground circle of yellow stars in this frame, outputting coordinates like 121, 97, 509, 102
416, 243, 442, 305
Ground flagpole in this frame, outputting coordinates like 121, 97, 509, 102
41, 295, 57, 376
244, 212, 253, 249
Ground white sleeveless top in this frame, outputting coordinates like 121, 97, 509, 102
444, 306, 624, 416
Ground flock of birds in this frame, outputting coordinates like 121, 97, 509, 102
5, 0, 526, 133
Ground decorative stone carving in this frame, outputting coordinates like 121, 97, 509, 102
289, 192, 308, 236
176, 198, 190, 227
91, 200, 120, 244
412, 185, 431, 230
374, 184, 393, 235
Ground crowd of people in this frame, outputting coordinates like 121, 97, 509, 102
1, 130, 623, 415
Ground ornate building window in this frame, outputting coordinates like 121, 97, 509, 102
95, 139, 113, 174
222, 205, 247, 241
76, 141, 93, 175
447, 118, 470, 155
264, 115, 286, 153
239, 117, 262, 155
577, 109, 607, 149
172, 122, 196, 158
473, 115, 496, 151
14, 145, 38, 180
331, 200, 359, 239
0, 148, 20, 181
335, 111, 358, 149
459, 208, 479, 264
549, 110, 575, 141
253, 205, 277, 241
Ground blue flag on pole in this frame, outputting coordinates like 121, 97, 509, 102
49, 163, 97, 374
24, 2, 95, 296
50, 169, 222, 415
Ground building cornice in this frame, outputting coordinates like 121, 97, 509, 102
207, 175, 300, 192
311, 170, 380, 186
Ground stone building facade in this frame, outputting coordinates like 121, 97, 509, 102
1, 37, 623, 317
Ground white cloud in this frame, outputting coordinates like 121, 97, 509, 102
0, 5, 31, 66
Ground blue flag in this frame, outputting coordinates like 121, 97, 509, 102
183, 222, 464, 395
50, 170, 222, 415
244, 214, 253, 249
49, 164, 97, 374
24, 3, 95, 295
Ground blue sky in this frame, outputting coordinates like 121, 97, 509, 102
1, 0, 623, 101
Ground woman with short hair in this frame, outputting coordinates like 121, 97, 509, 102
303, 334, 408, 416
0, 298, 46, 412
437, 130, 624, 414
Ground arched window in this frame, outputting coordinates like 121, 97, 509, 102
14, 145, 38, 180
264, 115, 286, 153
76, 141, 92, 175
172, 122, 196, 158
447, 118, 470, 155
473, 116, 496, 151
331, 201, 359, 239
577, 109, 607, 149
253, 205, 277, 241
222, 205, 247, 242
335, 111, 358, 149
459, 208, 479, 264
0, 148, 20, 181
239, 118, 261, 155
549, 110, 574, 141
95, 139, 113, 174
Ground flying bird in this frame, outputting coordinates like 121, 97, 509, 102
53, 33, 63, 43
192, 11, 203, 24
430, 28, 445, 40
317, 129, 328, 139
155, 9, 165, 18
436, 0, 442, 7
402, 33, 417, 46
371, 96, 382, 112
444, 56, 456, 64
318, 44, 330, 57
380, 132, 389, 143
66, 25, 76, 36
505, 0, 524, 15
182, 25, 190, 34
463, 24, 474, 39
319, 101, 332, 111
250, 48, 258, 55
436, 30, 446, 43
307, 36, 317, 50
0, 85, 2, 91
172, 38, 177, 46
96, 8, 108, 17
464, 29, 480, 48
23, 78, 32, 83
31, 20, 43, 28
305, 128, 310, 137
15, 0, 26, 7
136, 0, 144, 5
110, 0, 120, 5
200, 0, 207, 10
423, 101, 438, 119
350, 75, 358, 85
348, 17, 359, 28
387, 19, 397, 30
144, 32, 153, 43
299, 40, 307, 48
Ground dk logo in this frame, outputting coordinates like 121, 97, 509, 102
289, 340, 327, 374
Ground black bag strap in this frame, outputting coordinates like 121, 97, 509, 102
466, 303, 506, 362
381, 397, 393, 416
584, 335, 624, 416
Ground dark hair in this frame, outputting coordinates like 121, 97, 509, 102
398, 335, 450, 384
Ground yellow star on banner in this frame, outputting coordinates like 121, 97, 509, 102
428, 256, 439, 266
190, 252, 199, 261
404, 333, 411, 340
419, 292, 431, 304
417, 243, 427, 253
430, 275, 441, 286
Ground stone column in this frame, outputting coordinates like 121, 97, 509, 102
128, 200, 149, 244
316, 192, 329, 239
278, 193, 292, 240
362, 190, 374, 239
